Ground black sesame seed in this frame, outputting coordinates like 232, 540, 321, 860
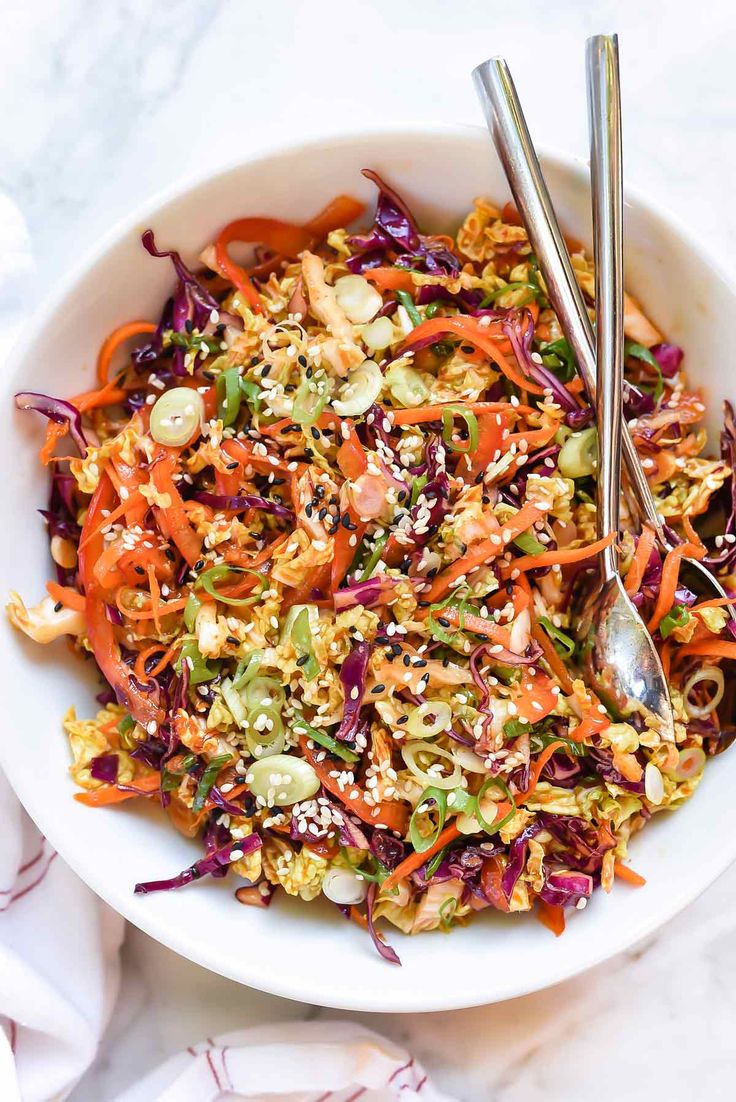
185, 319, 194, 333
134, 565, 146, 576
475, 471, 485, 484
318, 507, 327, 520
304, 447, 314, 457
417, 600, 430, 608
305, 503, 313, 518
194, 559, 205, 571
296, 654, 310, 667
391, 642, 402, 655
461, 344, 474, 354
370, 684, 385, 694
414, 659, 428, 668
403, 654, 411, 667
165, 549, 176, 562
315, 485, 325, 499
226, 635, 239, 645
298, 354, 308, 367
226, 461, 239, 470
397, 715, 409, 724
442, 656, 450, 667
310, 427, 321, 441
438, 617, 451, 628
54, 601, 63, 613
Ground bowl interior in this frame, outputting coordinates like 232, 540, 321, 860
1, 126, 735, 1012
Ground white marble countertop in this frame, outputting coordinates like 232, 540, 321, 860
3, 0, 736, 1097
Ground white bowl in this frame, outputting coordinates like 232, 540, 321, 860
2, 125, 735, 1013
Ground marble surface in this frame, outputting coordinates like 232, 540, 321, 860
3, 0, 736, 1097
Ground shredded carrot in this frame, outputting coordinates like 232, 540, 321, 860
423, 502, 547, 603
531, 621, 574, 695
349, 906, 371, 931
689, 595, 736, 614
45, 581, 86, 612
380, 823, 462, 894
676, 639, 736, 661
624, 525, 657, 596
518, 740, 568, 800
537, 900, 566, 936
134, 640, 180, 683
214, 194, 364, 312
363, 267, 417, 293
389, 401, 528, 427
97, 321, 157, 386
417, 603, 511, 645
647, 541, 703, 633
146, 565, 163, 635
40, 377, 128, 464
402, 315, 547, 396
613, 861, 647, 887
682, 513, 707, 556
115, 593, 190, 622
74, 773, 160, 807
78, 489, 144, 550
299, 737, 408, 835
505, 531, 616, 575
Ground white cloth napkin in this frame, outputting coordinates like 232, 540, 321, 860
114, 1021, 450, 1102
0, 194, 451, 1102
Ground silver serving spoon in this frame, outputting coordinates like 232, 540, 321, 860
579, 35, 674, 731
472, 55, 735, 622
474, 44, 674, 736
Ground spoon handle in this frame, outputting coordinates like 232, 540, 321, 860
587, 34, 624, 583
472, 56, 663, 540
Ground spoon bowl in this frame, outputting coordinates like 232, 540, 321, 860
578, 575, 675, 737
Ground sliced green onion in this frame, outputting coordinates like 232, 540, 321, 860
406, 700, 453, 740
333, 360, 382, 418
395, 289, 422, 328
503, 717, 530, 740
410, 473, 428, 507
177, 639, 220, 685
558, 426, 598, 478
409, 786, 448, 853
474, 775, 516, 835
448, 787, 475, 813
359, 533, 389, 581
117, 714, 135, 737
439, 896, 458, 928
232, 650, 264, 692
192, 752, 232, 812
291, 607, 320, 681
245, 706, 285, 758
425, 845, 449, 879
424, 301, 442, 320
117, 714, 137, 749
239, 378, 262, 414
242, 676, 285, 713
441, 406, 479, 454
401, 742, 462, 790
431, 339, 456, 358
292, 371, 330, 426
384, 362, 429, 408
529, 729, 586, 758
183, 592, 202, 632
625, 340, 664, 402
150, 387, 204, 447
513, 530, 546, 556
246, 753, 320, 805
340, 848, 389, 883
196, 564, 266, 608
480, 282, 538, 306
292, 719, 360, 763
540, 337, 576, 382
216, 367, 242, 427
538, 615, 576, 658
659, 604, 691, 639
